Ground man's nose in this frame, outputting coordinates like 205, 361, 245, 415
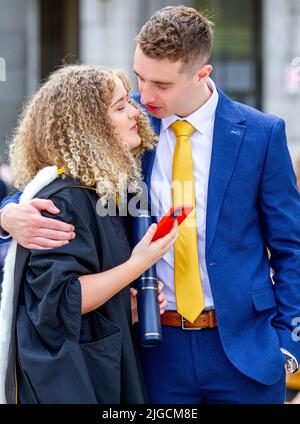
140, 83, 155, 105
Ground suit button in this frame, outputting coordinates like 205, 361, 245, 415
209, 262, 216, 266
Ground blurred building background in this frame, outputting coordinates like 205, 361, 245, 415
1, 0, 300, 163
0, 0, 300, 402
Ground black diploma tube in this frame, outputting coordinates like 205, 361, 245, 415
130, 209, 162, 347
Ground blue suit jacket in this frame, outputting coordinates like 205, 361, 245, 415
133, 89, 300, 385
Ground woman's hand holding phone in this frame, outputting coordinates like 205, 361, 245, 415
128, 205, 193, 274
129, 220, 178, 274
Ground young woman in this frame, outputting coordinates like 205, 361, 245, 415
0, 65, 177, 404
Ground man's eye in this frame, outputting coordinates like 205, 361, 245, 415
158, 85, 168, 90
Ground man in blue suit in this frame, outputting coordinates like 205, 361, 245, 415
1, 6, 300, 403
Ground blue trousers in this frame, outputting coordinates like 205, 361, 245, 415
139, 325, 286, 404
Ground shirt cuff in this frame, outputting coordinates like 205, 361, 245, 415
280, 347, 299, 373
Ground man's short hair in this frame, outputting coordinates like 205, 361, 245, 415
136, 6, 214, 72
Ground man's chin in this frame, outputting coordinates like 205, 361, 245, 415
150, 109, 168, 119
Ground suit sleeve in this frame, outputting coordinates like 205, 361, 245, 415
259, 118, 300, 361
0, 191, 21, 209
0, 180, 7, 203
0, 192, 22, 243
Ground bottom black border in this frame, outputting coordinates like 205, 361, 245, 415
0, 404, 299, 423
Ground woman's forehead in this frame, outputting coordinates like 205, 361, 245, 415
111, 77, 127, 103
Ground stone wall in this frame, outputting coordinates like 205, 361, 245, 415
263, 0, 300, 166
0, 0, 39, 159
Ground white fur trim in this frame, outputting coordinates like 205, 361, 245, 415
0, 166, 59, 403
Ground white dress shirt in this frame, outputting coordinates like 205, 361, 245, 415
150, 78, 219, 311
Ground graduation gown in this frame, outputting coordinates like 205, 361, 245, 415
6, 176, 147, 404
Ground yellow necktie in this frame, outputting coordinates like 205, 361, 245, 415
171, 120, 205, 323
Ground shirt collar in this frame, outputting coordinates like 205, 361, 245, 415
161, 78, 219, 135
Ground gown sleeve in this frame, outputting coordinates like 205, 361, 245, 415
23, 188, 101, 347
16, 188, 119, 403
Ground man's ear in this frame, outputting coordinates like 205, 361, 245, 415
197, 64, 213, 81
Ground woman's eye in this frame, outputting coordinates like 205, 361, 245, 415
117, 106, 125, 111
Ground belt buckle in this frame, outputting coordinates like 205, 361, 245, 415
181, 315, 202, 331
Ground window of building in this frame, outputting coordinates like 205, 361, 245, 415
40, 0, 79, 81
195, 0, 262, 108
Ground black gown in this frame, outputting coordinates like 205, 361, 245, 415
6, 177, 147, 404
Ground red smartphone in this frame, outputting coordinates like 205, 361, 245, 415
152, 205, 193, 241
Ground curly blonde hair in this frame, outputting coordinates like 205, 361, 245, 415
10, 65, 156, 200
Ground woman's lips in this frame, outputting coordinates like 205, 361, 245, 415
146, 104, 161, 113
130, 124, 138, 131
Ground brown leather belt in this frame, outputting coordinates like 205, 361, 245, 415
161, 310, 217, 330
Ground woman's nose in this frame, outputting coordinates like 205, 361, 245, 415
129, 105, 140, 119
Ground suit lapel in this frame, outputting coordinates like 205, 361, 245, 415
206, 90, 246, 253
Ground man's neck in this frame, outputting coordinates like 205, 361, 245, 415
177, 81, 213, 118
